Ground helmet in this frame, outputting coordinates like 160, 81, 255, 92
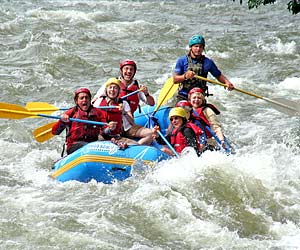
105, 78, 121, 89
74, 87, 91, 100
176, 100, 192, 108
169, 107, 187, 120
176, 100, 192, 113
189, 35, 205, 47
188, 87, 205, 96
120, 59, 137, 71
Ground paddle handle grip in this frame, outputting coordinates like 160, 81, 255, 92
37, 114, 107, 126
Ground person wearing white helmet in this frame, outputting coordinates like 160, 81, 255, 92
173, 34, 235, 100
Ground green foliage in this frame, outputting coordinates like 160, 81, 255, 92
233, 0, 300, 14
288, 0, 300, 14
248, 0, 276, 9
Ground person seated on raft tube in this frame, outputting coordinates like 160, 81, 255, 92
173, 34, 234, 100
161, 107, 205, 156
52, 87, 116, 155
175, 100, 207, 152
188, 87, 228, 150
92, 59, 155, 115
92, 77, 157, 146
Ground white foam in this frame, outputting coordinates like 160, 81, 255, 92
278, 77, 300, 91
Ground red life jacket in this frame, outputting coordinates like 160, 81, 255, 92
99, 97, 123, 136
170, 122, 204, 154
119, 80, 140, 113
52, 106, 106, 151
192, 103, 220, 138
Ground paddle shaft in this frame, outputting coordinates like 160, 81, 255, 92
37, 114, 107, 126
156, 130, 179, 157
121, 88, 142, 99
37, 106, 118, 111
196, 75, 299, 113
47, 88, 141, 113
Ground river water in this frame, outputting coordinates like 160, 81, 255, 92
1, 1, 300, 249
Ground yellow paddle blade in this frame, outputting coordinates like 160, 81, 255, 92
154, 77, 179, 113
33, 122, 56, 143
0, 102, 37, 119
26, 102, 59, 114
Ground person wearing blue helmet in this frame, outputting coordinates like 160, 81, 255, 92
173, 34, 235, 100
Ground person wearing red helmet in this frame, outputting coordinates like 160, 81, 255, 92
52, 87, 116, 155
188, 87, 228, 150
119, 59, 155, 113
175, 100, 193, 120
173, 34, 235, 100
92, 59, 155, 114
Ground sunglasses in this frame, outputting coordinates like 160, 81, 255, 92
170, 116, 181, 122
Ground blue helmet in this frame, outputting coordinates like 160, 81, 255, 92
189, 35, 205, 47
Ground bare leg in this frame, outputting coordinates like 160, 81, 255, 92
135, 127, 155, 145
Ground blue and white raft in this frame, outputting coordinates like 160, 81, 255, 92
51, 105, 172, 183
51, 140, 171, 183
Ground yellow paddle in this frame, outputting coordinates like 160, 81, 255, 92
25, 102, 68, 114
153, 77, 178, 114
29, 90, 139, 142
33, 122, 56, 142
0, 102, 38, 119
0, 102, 108, 125
196, 75, 300, 116
0, 102, 108, 143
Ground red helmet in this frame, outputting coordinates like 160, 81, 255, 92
188, 87, 205, 96
74, 87, 91, 100
176, 100, 192, 108
120, 59, 137, 71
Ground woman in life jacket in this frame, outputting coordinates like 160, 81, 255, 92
188, 87, 229, 151
52, 87, 116, 155
165, 107, 204, 156
93, 78, 124, 139
175, 100, 207, 150
94, 77, 157, 146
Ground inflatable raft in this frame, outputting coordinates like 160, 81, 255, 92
51, 105, 172, 183
51, 140, 170, 183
